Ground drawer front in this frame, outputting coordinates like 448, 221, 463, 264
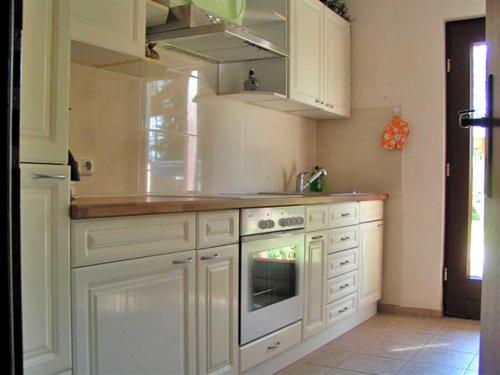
327, 248, 359, 278
71, 213, 196, 267
327, 270, 358, 303
326, 293, 358, 326
360, 200, 384, 223
306, 205, 330, 231
329, 203, 359, 228
196, 210, 239, 249
239, 321, 302, 372
328, 225, 359, 253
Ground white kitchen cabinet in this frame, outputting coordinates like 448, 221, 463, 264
21, 164, 71, 374
71, 0, 145, 58
303, 231, 328, 338
197, 245, 239, 375
359, 221, 384, 308
72, 251, 196, 375
323, 7, 350, 117
21, 0, 70, 164
289, 0, 323, 108
289, 0, 350, 118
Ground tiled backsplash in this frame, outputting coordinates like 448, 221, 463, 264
70, 60, 317, 197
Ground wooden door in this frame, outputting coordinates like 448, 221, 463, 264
72, 251, 196, 375
444, 18, 485, 319
359, 221, 383, 308
289, 0, 323, 108
20, 0, 70, 164
303, 231, 327, 338
481, 1, 500, 372
323, 9, 350, 117
71, 0, 145, 57
197, 245, 238, 375
21, 164, 71, 374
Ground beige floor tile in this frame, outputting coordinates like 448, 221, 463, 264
424, 335, 479, 354
300, 348, 353, 368
277, 361, 333, 375
411, 348, 475, 369
326, 369, 369, 375
436, 325, 480, 339
396, 361, 466, 375
324, 333, 373, 352
357, 339, 422, 360
391, 321, 443, 335
381, 329, 434, 346
337, 354, 406, 375
348, 324, 391, 339
466, 354, 479, 372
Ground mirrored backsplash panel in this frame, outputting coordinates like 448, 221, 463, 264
69, 62, 317, 197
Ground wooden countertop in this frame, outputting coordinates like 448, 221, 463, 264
70, 193, 389, 219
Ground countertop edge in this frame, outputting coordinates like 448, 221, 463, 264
70, 193, 389, 220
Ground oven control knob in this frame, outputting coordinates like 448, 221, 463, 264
266, 220, 275, 229
278, 218, 287, 227
297, 217, 305, 225
285, 218, 292, 226
290, 217, 298, 225
258, 220, 268, 229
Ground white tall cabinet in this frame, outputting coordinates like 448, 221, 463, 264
21, 165, 71, 375
20, 0, 70, 164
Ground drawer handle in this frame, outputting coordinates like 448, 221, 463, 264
340, 260, 350, 266
32, 173, 66, 180
173, 257, 193, 264
340, 236, 351, 241
340, 213, 351, 217
267, 341, 281, 350
200, 253, 219, 260
311, 235, 323, 240
378, 223, 384, 227
339, 283, 350, 290
338, 307, 349, 314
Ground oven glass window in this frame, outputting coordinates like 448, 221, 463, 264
250, 245, 297, 312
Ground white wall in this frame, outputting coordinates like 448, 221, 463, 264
319, 0, 485, 311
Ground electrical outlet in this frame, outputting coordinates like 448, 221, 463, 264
80, 158, 94, 176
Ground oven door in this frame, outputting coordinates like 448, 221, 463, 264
240, 230, 305, 345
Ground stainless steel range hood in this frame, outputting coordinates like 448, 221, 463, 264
147, 4, 288, 63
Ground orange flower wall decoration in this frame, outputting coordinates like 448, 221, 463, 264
381, 116, 410, 150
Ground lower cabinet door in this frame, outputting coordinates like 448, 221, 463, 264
359, 221, 384, 307
72, 251, 196, 375
303, 231, 328, 338
21, 164, 71, 375
197, 245, 239, 375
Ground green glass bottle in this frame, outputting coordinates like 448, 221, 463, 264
310, 166, 325, 192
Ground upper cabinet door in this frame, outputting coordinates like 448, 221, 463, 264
71, 0, 145, 57
21, 164, 71, 374
21, 0, 70, 164
323, 10, 350, 117
289, 0, 323, 108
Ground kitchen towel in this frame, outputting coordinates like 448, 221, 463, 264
381, 115, 410, 150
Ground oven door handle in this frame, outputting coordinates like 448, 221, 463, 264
241, 229, 305, 242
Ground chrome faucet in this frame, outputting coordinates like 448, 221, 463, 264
296, 168, 327, 194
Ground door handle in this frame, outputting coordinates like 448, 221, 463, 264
200, 254, 219, 260
459, 74, 500, 128
32, 173, 66, 180
173, 257, 193, 264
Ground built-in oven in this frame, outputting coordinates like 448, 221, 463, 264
240, 206, 306, 345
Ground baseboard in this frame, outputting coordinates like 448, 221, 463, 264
244, 303, 377, 375
377, 303, 443, 318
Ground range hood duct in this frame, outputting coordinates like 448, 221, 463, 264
147, 4, 288, 63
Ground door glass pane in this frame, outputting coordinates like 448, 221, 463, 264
250, 245, 297, 312
469, 42, 487, 279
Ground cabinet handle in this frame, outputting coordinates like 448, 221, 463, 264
377, 223, 384, 227
340, 236, 350, 241
173, 257, 193, 264
201, 253, 219, 260
340, 213, 351, 217
339, 283, 350, 290
338, 307, 349, 314
340, 260, 350, 266
32, 173, 66, 180
315, 98, 321, 103
267, 341, 281, 350
311, 235, 323, 240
